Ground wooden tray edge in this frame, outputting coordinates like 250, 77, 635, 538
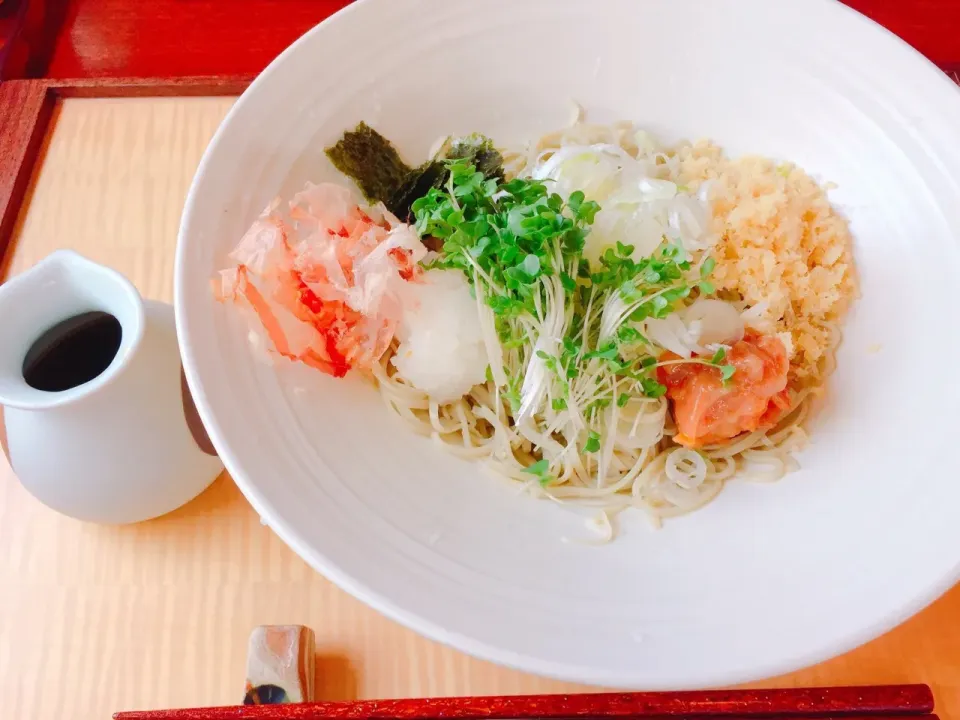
0, 75, 252, 267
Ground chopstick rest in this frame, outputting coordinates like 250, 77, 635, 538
244, 625, 316, 705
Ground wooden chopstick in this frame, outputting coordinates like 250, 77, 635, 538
114, 684, 935, 720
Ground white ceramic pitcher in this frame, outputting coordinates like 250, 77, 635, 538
0, 250, 222, 523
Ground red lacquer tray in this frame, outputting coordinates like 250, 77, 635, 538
0, 3, 958, 720
115, 686, 938, 720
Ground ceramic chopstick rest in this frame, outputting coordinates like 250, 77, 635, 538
244, 625, 316, 704
0, 250, 222, 523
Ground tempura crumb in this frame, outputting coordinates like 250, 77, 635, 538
677, 142, 857, 386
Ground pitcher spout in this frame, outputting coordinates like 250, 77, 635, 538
0, 250, 145, 410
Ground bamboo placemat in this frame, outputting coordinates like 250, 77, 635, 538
1, 96, 959, 720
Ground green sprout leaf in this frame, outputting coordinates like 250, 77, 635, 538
700, 256, 716, 278
640, 378, 668, 398
524, 459, 549, 476
583, 431, 601, 453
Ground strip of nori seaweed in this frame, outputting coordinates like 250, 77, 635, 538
387, 161, 448, 222
325, 123, 505, 221
387, 134, 505, 222
325, 122, 413, 206
444, 133, 504, 181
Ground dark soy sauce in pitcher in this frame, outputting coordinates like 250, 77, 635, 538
21, 311, 123, 392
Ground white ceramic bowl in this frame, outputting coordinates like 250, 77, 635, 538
177, 0, 960, 689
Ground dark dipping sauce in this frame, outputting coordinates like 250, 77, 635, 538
22, 311, 122, 392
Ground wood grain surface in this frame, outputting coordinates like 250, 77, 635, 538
0, 80, 54, 263
1, 97, 959, 720
0, 76, 252, 263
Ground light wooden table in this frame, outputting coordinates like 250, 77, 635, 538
1, 97, 958, 720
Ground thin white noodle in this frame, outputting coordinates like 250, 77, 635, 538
374, 122, 848, 529
375, 342, 821, 525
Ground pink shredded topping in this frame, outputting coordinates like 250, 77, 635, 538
214, 182, 426, 377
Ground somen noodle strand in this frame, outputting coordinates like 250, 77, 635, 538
372, 121, 852, 533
